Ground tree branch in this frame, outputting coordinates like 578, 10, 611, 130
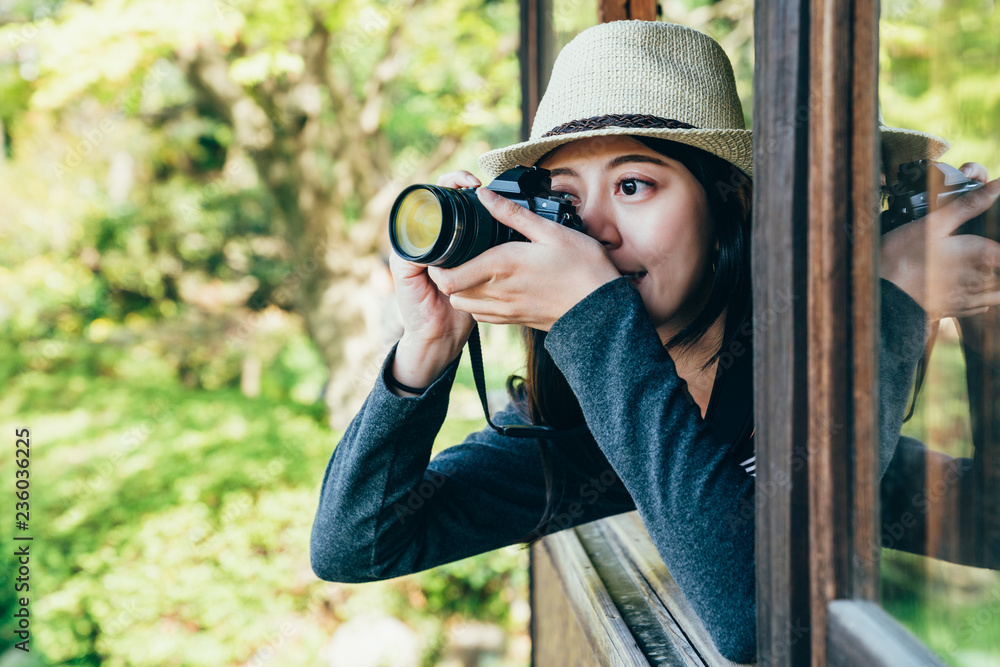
179, 43, 274, 151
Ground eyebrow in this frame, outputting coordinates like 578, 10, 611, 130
547, 154, 669, 178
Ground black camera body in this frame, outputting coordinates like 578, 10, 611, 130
484, 165, 583, 227
881, 159, 997, 236
389, 166, 583, 268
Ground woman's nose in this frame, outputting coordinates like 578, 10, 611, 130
580, 203, 622, 248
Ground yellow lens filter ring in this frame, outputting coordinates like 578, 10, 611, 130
393, 188, 444, 258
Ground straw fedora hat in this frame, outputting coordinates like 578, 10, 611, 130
478, 20, 753, 179
478, 20, 951, 182
879, 111, 949, 175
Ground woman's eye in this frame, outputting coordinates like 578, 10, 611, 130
552, 188, 579, 203
617, 178, 652, 196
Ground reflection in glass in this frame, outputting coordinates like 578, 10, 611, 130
879, 1, 1000, 664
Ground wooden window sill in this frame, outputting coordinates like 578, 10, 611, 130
531, 511, 755, 666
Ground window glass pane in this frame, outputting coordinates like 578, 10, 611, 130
552, 0, 597, 48
879, 2, 1000, 664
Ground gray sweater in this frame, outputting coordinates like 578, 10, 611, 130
310, 276, 929, 663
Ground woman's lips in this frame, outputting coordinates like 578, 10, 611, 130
622, 270, 647, 283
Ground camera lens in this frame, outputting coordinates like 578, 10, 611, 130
393, 189, 443, 257
389, 185, 504, 268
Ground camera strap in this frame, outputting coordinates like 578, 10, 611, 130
467, 324, 588, 440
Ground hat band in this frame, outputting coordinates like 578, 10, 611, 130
540, 114, 698, 138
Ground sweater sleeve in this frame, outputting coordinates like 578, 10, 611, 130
878, 281, 979, 561
543, 277, 757, 663
878, 278, 931, 479
309, 343, 636, 584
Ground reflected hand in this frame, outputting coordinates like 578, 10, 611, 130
881, 164, 1000, 321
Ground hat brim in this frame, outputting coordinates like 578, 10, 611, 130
880, 126, 949, 170
477, 125, 947, 182
478, 127, 753, 180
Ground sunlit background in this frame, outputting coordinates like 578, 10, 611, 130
0, 0, 998, 664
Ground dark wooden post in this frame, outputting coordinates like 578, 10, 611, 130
807, 0, 882, 664
598, 0, 658, 23
752, 0, 813, 663
519, 0, 554, 141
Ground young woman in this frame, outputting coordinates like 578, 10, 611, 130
310, 20, 1000, 662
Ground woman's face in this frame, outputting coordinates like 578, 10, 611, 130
539, 135, 717, 343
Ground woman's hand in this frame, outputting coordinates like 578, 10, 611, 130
426, 185, 622, 331
389, 171, 481, 393
880, 163, 1000, 321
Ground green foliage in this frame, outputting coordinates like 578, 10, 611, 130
883, 550, 1000, 667
881, 0, 1000, 175
0, 365, 528, 665
0, 0, 521, 394
898, 334, 974, 459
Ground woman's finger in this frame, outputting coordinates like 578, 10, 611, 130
939, 284, 1000, 317
476, 186, 560, 243
928, 178, 1000, 238
959, 162, 990, 184
448, 292, 551, 329
436, 170, 481, 189
388, 251, 427, 282
954, 306, 991, 318
427, 252, 515, 298
448, 293, 503, 316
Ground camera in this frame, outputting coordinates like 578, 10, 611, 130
881, 159, 998, 237
388, 165, 584, 268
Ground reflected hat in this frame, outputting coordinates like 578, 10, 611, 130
478, 20, 752, 179
879, 111, 950, 173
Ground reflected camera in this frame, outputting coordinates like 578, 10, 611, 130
388, 166, 583, 268
881, 159, 998, 236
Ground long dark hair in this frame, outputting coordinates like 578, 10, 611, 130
508, 137, 754, 546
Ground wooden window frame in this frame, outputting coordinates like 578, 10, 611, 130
525, 0, 960, 663
519, 0, 554, 142
754, 0, 950, 665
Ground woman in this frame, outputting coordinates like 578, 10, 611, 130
311, 21, 1000, 662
